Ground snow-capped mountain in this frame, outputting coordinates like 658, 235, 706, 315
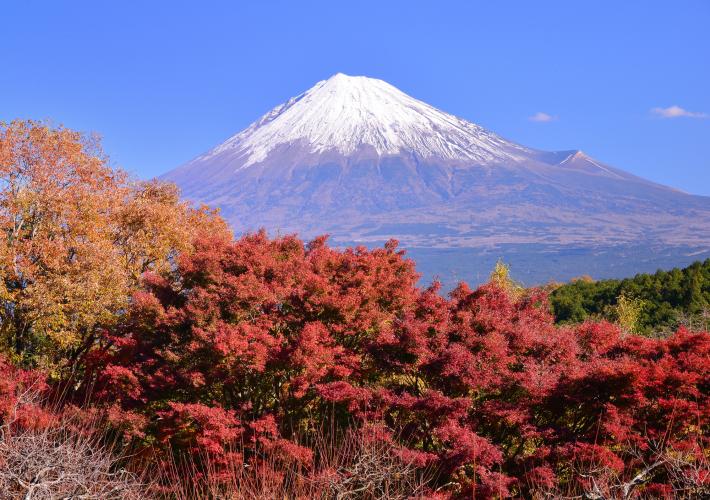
200, 73, 532, 166
163, 73, 710, 285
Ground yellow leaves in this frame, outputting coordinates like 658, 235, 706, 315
614, 293, 646, 335
489, 259, 524, 299
0, 120, 228, 368
115, 180, 231, 283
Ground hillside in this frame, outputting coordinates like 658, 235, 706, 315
551, 258, 710, 333
163, 73, 710, 286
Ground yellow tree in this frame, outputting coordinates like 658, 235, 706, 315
489, 259, 524, 298
0, 120, 229, 371
614, 293, 646, 335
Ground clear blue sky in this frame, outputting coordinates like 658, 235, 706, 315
3, 1, 709, 194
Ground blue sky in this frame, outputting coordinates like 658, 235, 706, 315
3, 1, 709, 194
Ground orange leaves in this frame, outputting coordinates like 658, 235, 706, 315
0, 120, 227, 369
1, 120, 127, 363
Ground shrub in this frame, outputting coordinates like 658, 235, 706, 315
164, 425, 432, 499
0, 356, 148, 499
70, 233, 709, 498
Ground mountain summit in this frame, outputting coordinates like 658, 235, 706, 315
201, 73, 531, 166
163, 74, 710, 285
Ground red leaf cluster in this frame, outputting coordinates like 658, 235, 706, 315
71, 232, 709, 497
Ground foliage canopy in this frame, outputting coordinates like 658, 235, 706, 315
0, 120, 229, 370
551, 259, 710, 334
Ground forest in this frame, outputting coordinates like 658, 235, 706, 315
551, 259, 710, 335
0, 121, 707, 499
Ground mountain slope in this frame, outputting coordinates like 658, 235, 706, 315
163, 73, 710, 285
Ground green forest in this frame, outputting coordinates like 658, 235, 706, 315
550, 258, 710, 334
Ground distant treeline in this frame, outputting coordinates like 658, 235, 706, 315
550, 258, 710, 334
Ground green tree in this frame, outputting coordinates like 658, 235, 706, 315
550, 259, 710, 334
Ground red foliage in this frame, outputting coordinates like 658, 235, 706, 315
0, 356, 55, 432
64, 232, 709, 498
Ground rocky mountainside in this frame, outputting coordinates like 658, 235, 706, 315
163, 73, 710, 285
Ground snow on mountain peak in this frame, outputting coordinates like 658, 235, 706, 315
204, 73, 532, 168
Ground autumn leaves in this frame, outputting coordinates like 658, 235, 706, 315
0, 120, 228, 369
0, 121, 707, 498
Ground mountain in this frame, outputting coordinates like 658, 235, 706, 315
163, 73, 710, 286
